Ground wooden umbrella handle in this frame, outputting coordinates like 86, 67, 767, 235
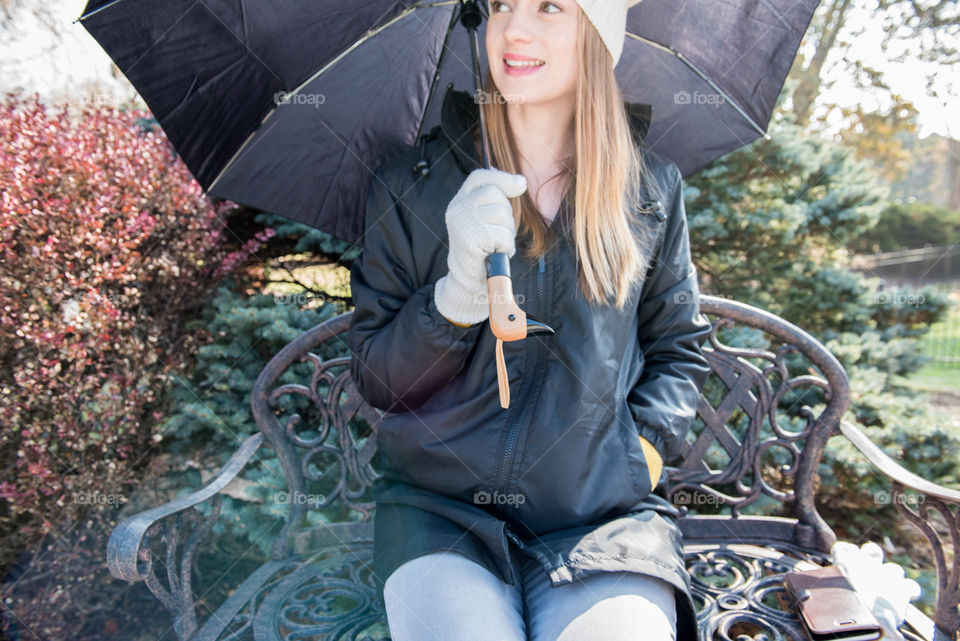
495, 338, 509, 408
487, 256, 520, 409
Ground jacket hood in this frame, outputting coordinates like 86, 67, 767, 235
430, 84, 653, 172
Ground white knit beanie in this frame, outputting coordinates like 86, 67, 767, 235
575, 0, 643, 67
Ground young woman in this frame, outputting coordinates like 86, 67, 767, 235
348, 1, 713, 639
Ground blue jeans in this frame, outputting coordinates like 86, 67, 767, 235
382, 550, 677, 641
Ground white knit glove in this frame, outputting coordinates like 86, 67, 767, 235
830, 541, 922, 641
434, 168, 527, 325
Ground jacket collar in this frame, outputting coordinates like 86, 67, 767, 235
436, 84, 653, 172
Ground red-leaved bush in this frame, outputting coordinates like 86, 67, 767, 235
0, 90, 271, 580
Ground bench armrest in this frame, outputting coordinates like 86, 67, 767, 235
107, 432, 263, 582
837, 420, 960, 641
105, 433, 264, 640
839, 420, 960, 503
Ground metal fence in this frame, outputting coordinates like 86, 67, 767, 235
853, 245, 960, 368
921, 281, 960, 367
853, 244, 960, 287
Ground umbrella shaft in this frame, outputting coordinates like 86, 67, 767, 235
460, 0, 491, 170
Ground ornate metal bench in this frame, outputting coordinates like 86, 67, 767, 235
106, 295, 960, 641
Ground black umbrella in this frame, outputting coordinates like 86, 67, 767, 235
77, 0, 819, 248
78, 0, 819, 407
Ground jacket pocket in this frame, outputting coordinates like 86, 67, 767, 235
619, 418, 655, 500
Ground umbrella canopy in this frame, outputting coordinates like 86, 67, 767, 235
78, 0, 819, 246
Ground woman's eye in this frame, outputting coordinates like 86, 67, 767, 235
489, 1, 561, 13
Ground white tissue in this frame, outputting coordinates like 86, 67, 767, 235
829, 540, 923, 641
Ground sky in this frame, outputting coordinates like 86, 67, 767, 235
0, 0, 956, 140
814, 3, 958, 140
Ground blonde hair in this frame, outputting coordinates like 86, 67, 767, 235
477, 9, 664, 310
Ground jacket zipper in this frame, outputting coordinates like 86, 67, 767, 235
495, 254, 546, 498
638, 199, 666, 222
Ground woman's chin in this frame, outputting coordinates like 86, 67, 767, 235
488, 82, 545, 106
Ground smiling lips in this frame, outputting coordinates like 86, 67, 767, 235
503, 54, 544, 75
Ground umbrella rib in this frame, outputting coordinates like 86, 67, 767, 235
415, 3, 461, 143
281, 1, 457, 104
209, 1, 456, 192
208, 110, 277, 193
77, 0, 125, 21
625, 32, 770, 139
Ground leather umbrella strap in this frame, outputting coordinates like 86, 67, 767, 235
496, 338, 509, 408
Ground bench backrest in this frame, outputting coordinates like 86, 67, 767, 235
250, 295, 849, 559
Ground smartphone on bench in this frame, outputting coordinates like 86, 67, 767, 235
784, 565, 884, 641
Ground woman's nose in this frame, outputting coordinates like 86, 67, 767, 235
501, 7, 536, 43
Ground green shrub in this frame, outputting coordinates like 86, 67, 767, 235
161, 282, 353, 555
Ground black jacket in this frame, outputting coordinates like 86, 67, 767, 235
349, 85, 712, 641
